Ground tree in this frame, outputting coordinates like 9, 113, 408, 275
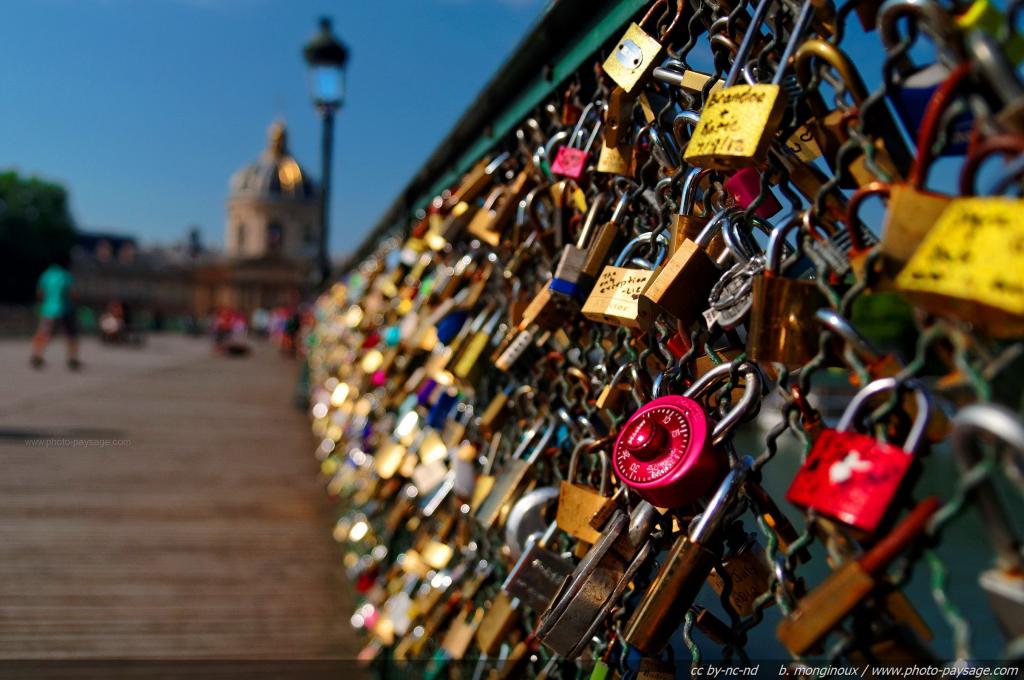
0, 171, 77, 303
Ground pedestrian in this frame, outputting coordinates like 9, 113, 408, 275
29, 253, 80, 370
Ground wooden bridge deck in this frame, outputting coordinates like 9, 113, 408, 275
0, 336, 359, 667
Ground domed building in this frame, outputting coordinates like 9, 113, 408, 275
189, 121, 322, 315
226, 121, 321, 260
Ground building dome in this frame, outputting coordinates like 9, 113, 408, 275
229, 121, 318, 202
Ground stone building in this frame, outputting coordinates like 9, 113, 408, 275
192, 121, 321, 314
71, 121, 321, 322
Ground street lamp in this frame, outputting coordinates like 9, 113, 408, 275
303, 17, 349, 287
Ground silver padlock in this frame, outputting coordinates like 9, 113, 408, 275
535, 500, 659, 658
501, 521, 575, 613
505, 485, 559, 560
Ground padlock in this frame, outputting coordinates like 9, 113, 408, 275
580, 189, 631, 281
706, 531, 775, 617
550, 102, 602, 181
581, 231, 668, 330
684, 0, 815, 169
446, 152, 510, 209
895, 195, 1024, 337
786, 376, 932, 534
536, 501, 659, 658
950, 404, 1024, 642
777, 497, 941, 655
504, 485, 559, 560
612, 360, 762, 508
602, 0, 675, 93
474, 590, 520, 657
724, 166, 782, 218
550, 193, 607, 300
877, 64, 971, 269
474, 419, 556, 530
501, 520, 574, 613
452, 308, 503, 381
641, 209, 723, 327
467, 169, 532, 247
746, 213, 832, 368
623, 456, 753, 655
556, 439, 614, 544
792, 38, 911, 187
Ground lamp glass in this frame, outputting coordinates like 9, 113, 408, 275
310, 64, 345, 109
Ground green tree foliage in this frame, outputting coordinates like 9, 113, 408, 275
0, 171, 77, 303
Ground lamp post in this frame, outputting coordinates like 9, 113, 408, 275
303, 17, 349, 287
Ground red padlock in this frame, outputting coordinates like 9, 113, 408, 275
612, 361, 762, 508
724, 166, 782, 218
786, 377, 931, 533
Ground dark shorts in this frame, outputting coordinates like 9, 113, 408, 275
39, 312, 78, 339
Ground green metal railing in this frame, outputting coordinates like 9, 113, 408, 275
338, 0, 647, 273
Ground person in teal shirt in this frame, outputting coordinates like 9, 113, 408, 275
30, 253, 80, 370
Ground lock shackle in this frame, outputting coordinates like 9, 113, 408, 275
764, 212, 807, 275
769, 0, 817, 87
958, 134, 1024, 197
577, 191, 608, 250
614, 231, 669, 268
672, 109, 702, 152
484, 151, 512, 177
694, 205, 735, 250
505, 486, 560, 560
814, 308, 884, 363
968, 29, 1024, 110
544, 130, 571, 162
877, 0, 962, 60
907, 62, 972, 190
845, 181, 891, 253
723, 0, 774, 88
950, 403, 1024, 570
690, 455, 753, 542
793, 38, 869, 103
512, 417, 557, 464
568, 437, 613, 496
685, 361, 763, 446
679, 166, 713, 217
720, 209, 765, 264
837, 377, 931, 454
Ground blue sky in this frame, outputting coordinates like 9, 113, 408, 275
1, 0, 547, 255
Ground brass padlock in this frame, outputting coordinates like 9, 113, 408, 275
581, 231, 668, 330
642, 206, 724, 327
793, 38, 911, 187
624, 457, 752, 655
474, 419, 556, 530
556, 438, 614, 544
602, 0, 676, 93
747, 213, 833, 368
879, 64, 972, 267
684, 0, 816, 169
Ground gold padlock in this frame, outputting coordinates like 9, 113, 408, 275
581, 231, 667, 330
556, 438, 614, 544
684, 0, 815, 170
747, 213, 834, 368
602, 1, 678, 94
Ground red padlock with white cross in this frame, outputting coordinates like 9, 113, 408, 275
786, 377, 931, 534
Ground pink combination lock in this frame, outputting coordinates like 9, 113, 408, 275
612, 395, 723, 508
724, 167, 782, 218
611, 361, 762, 508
